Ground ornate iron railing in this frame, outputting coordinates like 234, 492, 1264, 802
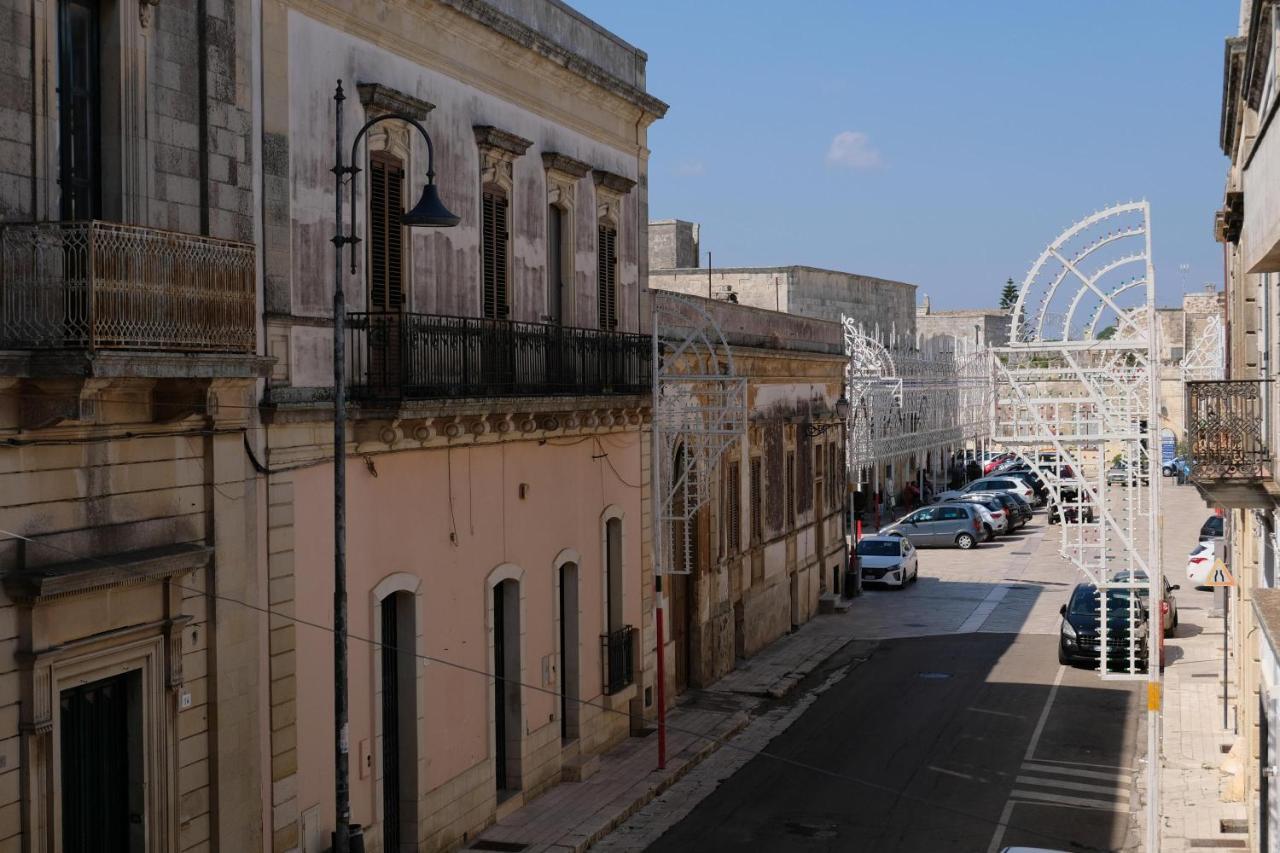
601, 625, 635, 695
0, 221, 256, 352
347, 311, 650, 401
1186, 380, 1270, 479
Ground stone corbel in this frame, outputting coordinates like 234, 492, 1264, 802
474, 126, 532, 193
139, 0, 161, 28
17, 378, 111, 430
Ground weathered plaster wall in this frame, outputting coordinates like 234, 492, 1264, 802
916, 310, 1010, 350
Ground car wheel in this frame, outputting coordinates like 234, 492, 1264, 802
955, 532, 976, 549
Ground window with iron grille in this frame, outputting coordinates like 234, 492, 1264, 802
597, 223, 618, 329
749, 457, 762, 543
482, 189, 510, 318
785, 450, 795, 528
369, 151, 405, 311
725, 460, 741, 553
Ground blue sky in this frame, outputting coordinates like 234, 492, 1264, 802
571, 1, 1236, 309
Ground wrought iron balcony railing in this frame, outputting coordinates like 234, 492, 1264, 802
1185, 380, 1270, 480
601, 625, 635, 696
0, 221, 256, 353
347, 311, 650, 401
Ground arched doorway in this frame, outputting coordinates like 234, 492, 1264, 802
558, 561, 580, 742
379, 590, 418, 852
492, 577, 522, 795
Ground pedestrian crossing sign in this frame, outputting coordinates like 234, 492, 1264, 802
1206, 559, 1235, 588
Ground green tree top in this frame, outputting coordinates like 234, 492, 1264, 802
999, 278, 1018, 310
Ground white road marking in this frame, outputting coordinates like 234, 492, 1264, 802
958, 585, 1011, 632
966, 706, 1025, 720
1023, 756, 1136, 772
1009, 788, 1131, 813
1020, 761, 1131, 783
986, 801, 1017, 853
1014, 774, 1129, 797
927, 765, 981, 781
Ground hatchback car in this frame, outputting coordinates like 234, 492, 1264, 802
945, 496, 1008, 539
1113, 570, 1179, 637
936, 476, 1037, 506
1058, 583, 1150, 671
856, 535, 918, 588
1186, 540, 1216, 585
881, 503, 984, 549
1198, 515, 1224, 541
975, 491, 1032, 527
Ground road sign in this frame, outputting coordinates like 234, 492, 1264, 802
1161, 430, 1175, 464
1205, 559, 1235, 587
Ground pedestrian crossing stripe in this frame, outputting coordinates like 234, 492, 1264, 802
1206, 559, 1235, 588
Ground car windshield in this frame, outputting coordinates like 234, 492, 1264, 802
857, 540, 901, 557
1069, 587, 1138, 615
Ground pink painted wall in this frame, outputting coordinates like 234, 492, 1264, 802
291, 431, 644, 828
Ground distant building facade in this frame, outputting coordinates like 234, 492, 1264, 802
1156, 287, 1225, 446
915, 296, 1010, 351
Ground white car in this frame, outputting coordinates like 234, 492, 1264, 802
935, 476, 1036, 506
857, 535, 919, 588
944, 498, 1006, 540
1186, 540, 1216, 585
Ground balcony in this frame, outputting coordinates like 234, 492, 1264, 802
346, 311, 650, 403
0, 221, 256, 354
1185, 379, 1279, 507
601, 625, 635, 695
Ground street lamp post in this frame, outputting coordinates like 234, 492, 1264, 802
330, 80, 458, 853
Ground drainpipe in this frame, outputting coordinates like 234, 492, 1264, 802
197, 0, 210, 235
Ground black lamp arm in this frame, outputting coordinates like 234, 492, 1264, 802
343, 111, 441, 273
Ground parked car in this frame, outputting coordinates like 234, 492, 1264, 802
856, 535, 919, 588
973, 490, 1032, 528
945, 496, 1007, 540
1198, 515, 1224, 541
1047, 487, 1096, 525
1186, 540, 1216, 585
1106, 462, 1150, 485
1058, 583, 1150, 671
983, 452, 1015, 475
881, 503, 985, 549
1113, 570, 1179, 637
1162, 456, 1187, 477
935, 476, 1037, 506
999, 468, 1050, 504
1037, 462, 1075, 481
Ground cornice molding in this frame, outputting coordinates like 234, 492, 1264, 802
356, 82, 436, 120
592, 168, 636, 195
473, 125, 534, 157
542, 151, 591, 179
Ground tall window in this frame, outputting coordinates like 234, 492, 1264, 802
749, 457, 763, 543
814, 443, 825, 515
548, 204, 565, 325
58, 0, 101, 220
369, 151, 405, 311
785, 450, 795, 528
483, 189, 510, 318
597, 222, 618, 329
723, 461, 741, 554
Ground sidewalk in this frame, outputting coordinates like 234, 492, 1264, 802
1143, 480, 1249, 851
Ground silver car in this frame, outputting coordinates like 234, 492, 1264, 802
881, 503, 984, 549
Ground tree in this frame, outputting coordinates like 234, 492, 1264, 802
999, 278, 1018, 310
1097, 325, 1117, 340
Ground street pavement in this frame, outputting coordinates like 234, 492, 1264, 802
598, 505, 1149, 852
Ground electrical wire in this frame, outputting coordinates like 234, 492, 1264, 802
0, 525, 1113, 852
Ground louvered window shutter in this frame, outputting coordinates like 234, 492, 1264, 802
750, 457, 762, 542
483, 190, 509, 319
369, 152, 405, 311
597, 224, 617, 329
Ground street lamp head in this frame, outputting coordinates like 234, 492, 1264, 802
402, 180, 460, 228
835, 395, 851, 421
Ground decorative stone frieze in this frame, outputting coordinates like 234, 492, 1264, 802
475, 126, 533, 194
591, 169, 636, 196
542, 152, 591, 179
357, 83, 436, 120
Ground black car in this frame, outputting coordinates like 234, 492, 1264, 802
1047, 487, 1096, 525
1058, 583, 1149, 672
1199, 515, 1224, 541
1002, 469, 1049, 504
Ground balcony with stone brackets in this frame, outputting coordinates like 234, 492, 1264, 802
0, 220, 271, 428
1185, 379, 1280, 508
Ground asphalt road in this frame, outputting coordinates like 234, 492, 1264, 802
647, 631, 1145, 853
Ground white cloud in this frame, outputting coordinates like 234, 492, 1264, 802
675, 160, 706, 177
825, 131, 882, 170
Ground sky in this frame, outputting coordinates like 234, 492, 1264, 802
569, 1, 1238, 309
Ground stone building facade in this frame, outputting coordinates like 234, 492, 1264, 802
651, 297, 847, 695
255, 2, 665, 852
1199, 5, 1280, 849
647, 223, 917, 338
915, 298, 1009, 351
1155, 287, 1225, 446
0, 2, 268, 852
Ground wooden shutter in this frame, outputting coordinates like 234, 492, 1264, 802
750, 457, 762, 543
814, 443, 825, 514
785, 451, 795, 528
369, 152, 404, 311
483, 190, 509, 319
597, 223, 617, 329
725, 461, 741, 553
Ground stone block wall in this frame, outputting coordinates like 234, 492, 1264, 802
649, 219, 700, 269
